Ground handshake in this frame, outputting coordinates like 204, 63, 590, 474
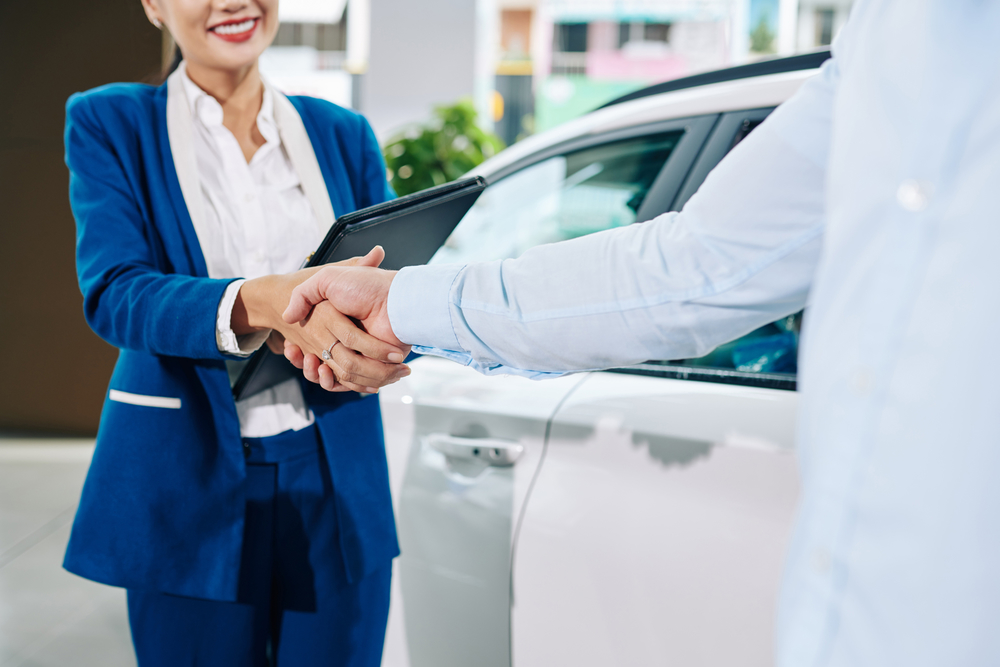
243, 246, 409, 395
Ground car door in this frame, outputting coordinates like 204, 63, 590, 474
380, 115, 716, 667
510, 107, 800, 667
510, 369, 799, 667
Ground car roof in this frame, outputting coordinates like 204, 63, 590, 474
599, 49, 831, 108
472, 57, 827, 180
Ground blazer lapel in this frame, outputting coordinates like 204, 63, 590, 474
166, 64, 227, 278
150, 77, 209, 278
271, 86, 336, 237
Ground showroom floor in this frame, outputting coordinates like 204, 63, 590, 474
0, 440, 135, 667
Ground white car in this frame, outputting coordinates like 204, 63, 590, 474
380, 51, 830, 667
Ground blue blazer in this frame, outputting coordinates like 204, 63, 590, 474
63, 79, 399, 601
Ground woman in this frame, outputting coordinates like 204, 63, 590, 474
64, 0, 409, 663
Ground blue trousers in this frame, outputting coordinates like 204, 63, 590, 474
127, 424, 391, 666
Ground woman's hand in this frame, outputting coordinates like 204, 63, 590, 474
280, 298, 411, 393
231, 247, 411, 393
280, 263, 404, 391
265, 330, 286, 354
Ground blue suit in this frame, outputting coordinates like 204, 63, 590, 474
63, 80, 399, 607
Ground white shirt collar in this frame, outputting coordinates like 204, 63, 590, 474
177, 61, 279, 146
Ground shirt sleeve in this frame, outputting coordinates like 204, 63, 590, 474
387, 54, 841, 379
215, 279, 270, 357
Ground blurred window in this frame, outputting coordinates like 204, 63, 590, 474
551, 53, 587, 75
431, 131, 683, 264
273, 21, 346, 51
816, 9, 835, 46
500, 9, 532, 60
644, 23, 672, 43
618, 21, 672, 47
554, 23, 589, 53
618, 22, 631, 48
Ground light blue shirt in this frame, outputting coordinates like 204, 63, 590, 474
387, 1, 1000, 664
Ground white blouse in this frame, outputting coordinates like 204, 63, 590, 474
180, 66, 320, 438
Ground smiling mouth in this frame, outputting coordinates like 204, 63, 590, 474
209, 17, 260, 41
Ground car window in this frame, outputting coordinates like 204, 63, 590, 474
429, 113, 799, 389
430, 131, 683, 264
631, 114, 801, 390
730, 118, 764, 150
647, 311, 802, 377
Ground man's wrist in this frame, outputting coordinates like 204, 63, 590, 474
387, 264, 464, 350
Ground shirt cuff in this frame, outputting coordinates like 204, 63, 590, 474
387, 264, 464, 350
216, 279, 270, 357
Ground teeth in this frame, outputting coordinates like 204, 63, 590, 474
214, 19, 255, 35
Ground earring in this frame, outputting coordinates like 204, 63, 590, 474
152, 17, 163, 29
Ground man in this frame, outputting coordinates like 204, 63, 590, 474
283, 1, 1000, 664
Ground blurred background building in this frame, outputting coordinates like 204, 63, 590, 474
258, 0, 854, 147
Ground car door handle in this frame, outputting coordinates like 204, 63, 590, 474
425, 434, 524, 467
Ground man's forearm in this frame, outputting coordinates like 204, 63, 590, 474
385, 65, 837, 377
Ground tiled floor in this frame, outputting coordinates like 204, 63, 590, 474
0, 439, 412, 667
0, 441, 136, 667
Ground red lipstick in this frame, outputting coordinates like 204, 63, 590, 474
209, 17, 260, 43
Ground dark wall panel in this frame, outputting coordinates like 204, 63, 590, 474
0, 0, 162, 434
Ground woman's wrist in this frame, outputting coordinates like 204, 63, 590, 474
231, 274, 296, 336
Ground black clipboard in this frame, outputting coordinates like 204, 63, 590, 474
231, 176, 487, 401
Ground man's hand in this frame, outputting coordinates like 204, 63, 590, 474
280, 265, 403, 385
282, 265, 401, 347
281, 298, 409, 392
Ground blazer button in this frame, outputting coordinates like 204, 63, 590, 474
242, 441, 251, 457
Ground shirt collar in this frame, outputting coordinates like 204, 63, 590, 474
178, 61, 280, 145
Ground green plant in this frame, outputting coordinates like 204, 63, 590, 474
749, 14, 776, 54
383, 98, 505, 196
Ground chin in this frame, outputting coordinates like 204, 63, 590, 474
197, 38, 262, 72
217, 49, 265, 72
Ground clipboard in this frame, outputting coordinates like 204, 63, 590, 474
232, 176, 488, 401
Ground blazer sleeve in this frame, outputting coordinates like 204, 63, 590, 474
66, 92, 235, 360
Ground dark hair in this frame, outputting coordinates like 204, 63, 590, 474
147, 45, 183, 85
166, 45, 183, 77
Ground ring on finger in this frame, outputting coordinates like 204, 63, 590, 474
321, 341, 338, 361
